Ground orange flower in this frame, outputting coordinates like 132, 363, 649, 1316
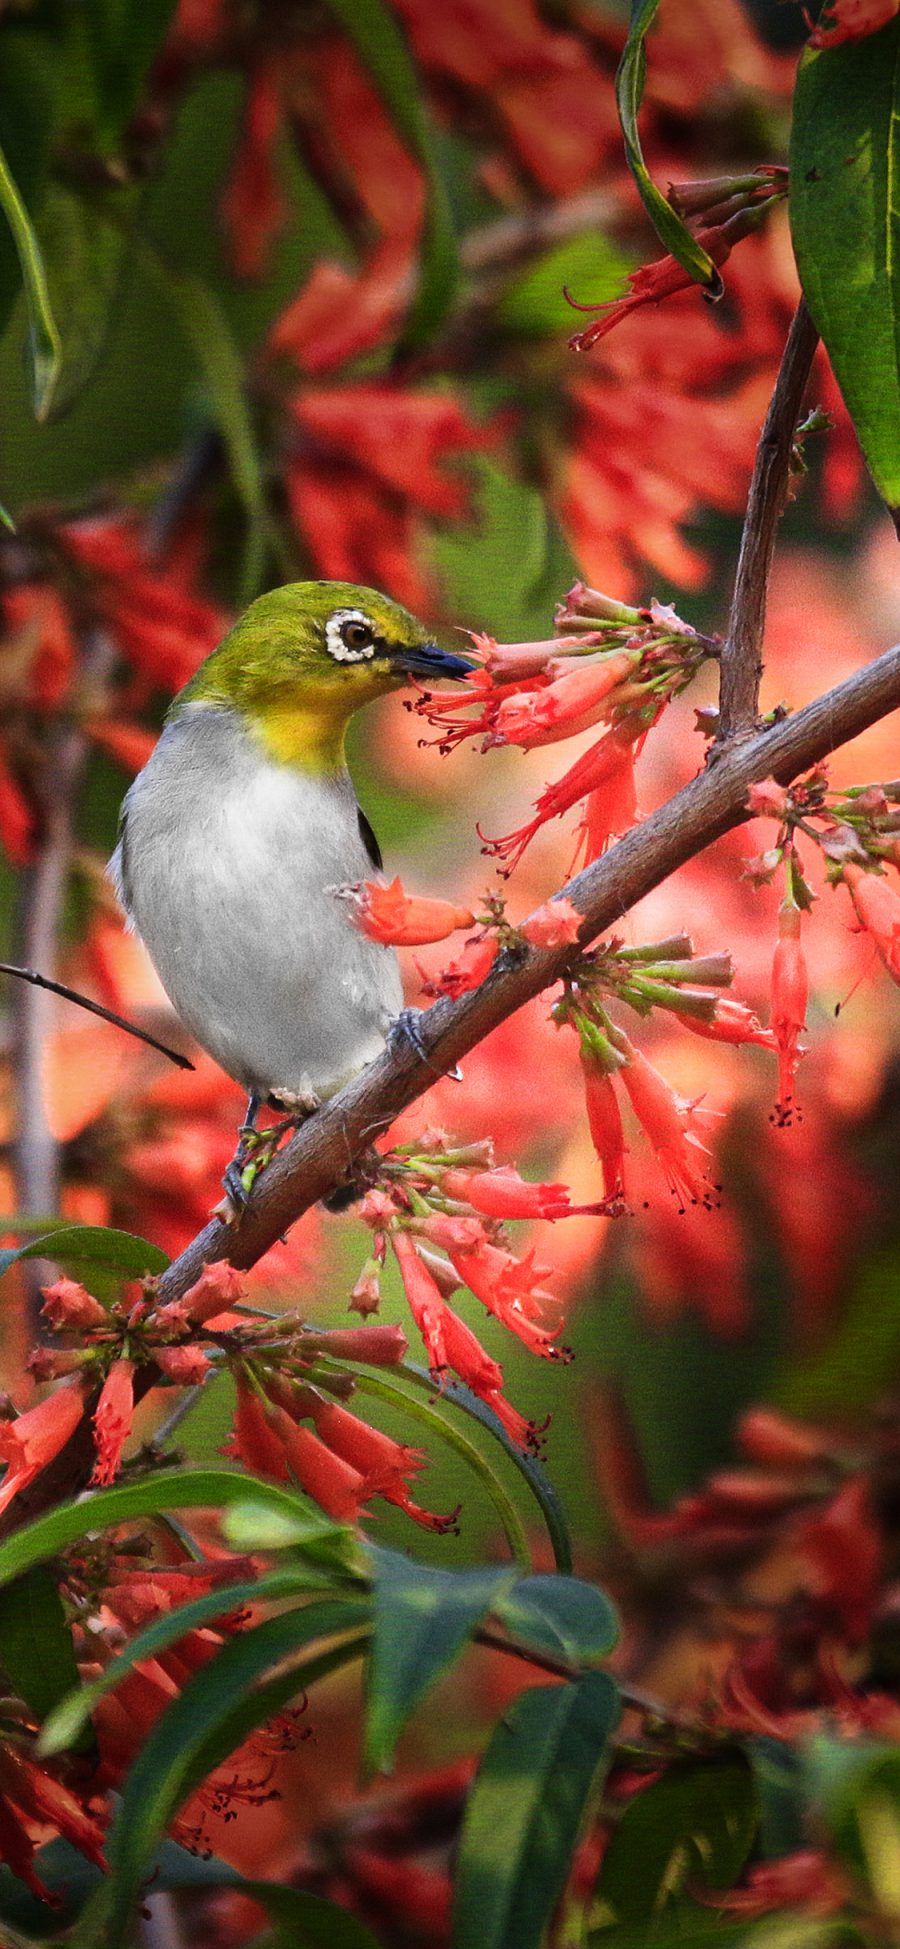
843, 860, 900, 981
438, 1164, 590, 1219
578, 1026, 627, 1204
220, 60, 285, 279
770, 899, 809, 1117
617, 1038, 718, 1210
520, 898, 582, 949
421, 934, 498, 999
41, 1276, 109, 1331
0, 1747, 107, 1899
91, 1359, 136, 1486
392, 1232, 540, 1449
344, 876, 475, 946
481, 723, 640, 875
492, 651, 638, 749
0, 1384, 85, 1518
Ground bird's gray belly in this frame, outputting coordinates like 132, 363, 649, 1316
112, 710, 403, 1099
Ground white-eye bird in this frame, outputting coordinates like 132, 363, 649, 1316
110, 580, 472, 1199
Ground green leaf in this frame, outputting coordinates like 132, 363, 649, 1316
0, 1467, 346, 1592
493, 1574, 618, 1668
163, 270, 270, 602
0, 137, 61, 419
594, 1755, 759, 1925
0, 26, 58, 345
322, 0, 458, 346
76, 0, 179, 149
452, 1672, 620, 1949
235, 1881, 381, 1949
790, 19, 900, 520
34, 185, 137, 421
366, 1548, 516, 1774
0, 1223, 168, 1291
40, 1566, 346, 1757
101, 1602, 369, 1948
0, 1565, 83, 1729
615, 0, 719, 291
497, 234, 631, 338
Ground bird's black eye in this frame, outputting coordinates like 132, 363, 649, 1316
340, 619, 375, 653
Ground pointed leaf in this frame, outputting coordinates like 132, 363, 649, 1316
366, 1548, 516, 1774
0, 1468, 346, 1591
0, 1223, 168, 1289
323, 0, 457, 346
594, 1755, 758, 1924
452, 1672, 620, 1949
234, 1881, 381, 1949
789, 19, 900, 520
615, 0, 719, 289
35, 185, 137, 421
0, 137, 61, 419
493, 1574, 618, 1668
0, 1565, 82, 1728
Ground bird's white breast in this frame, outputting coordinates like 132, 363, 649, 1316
112, 703, 403, 1100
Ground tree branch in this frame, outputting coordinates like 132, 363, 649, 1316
716, 297, 820, 742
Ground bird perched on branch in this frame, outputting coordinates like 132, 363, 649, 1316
110, 581, 472, 1203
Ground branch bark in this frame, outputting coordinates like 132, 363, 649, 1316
716, 297, 819, 742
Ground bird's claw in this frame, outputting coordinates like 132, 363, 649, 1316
388, 1007, 463, 1082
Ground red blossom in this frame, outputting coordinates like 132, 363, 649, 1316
797, 1475, 881, 1644
617, 1038, 719, 1209
268, 1405, 369, 1522
771, 899, 809, 1118
421, 933, 498, 998
810, 0, 898, 44
220, 61, 285, 279
579, 1033, 627, 1205
491, 649, 638, 749
843, 860, 900, 981
567, 212, 763, 355
520, 898, 582, 948
343, 875, 475, 946
155, 1345, 214, 1385
703, 1850, 848, 1917
91, 1358, 136, 1486
481, 723, 641, 874
438, 1164, 591, 1219
41, 1276, 109, 1331
391, 1232, 539, 1448
0, 1384, 85, 1518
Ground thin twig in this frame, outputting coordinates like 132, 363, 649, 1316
0, 964, 194, 1070
4, 637, 900, 1537
716, 297, 820, 743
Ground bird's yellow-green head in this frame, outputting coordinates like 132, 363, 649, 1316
174, 580, 472, 770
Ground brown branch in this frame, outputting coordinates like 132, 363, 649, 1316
716, 297, 820, 743
4, 637, 899, 1539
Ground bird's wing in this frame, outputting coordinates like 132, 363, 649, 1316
357, 804, 384, 872
108, 802, 134, 915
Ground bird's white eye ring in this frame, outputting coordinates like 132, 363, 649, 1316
325, 609, 378, 662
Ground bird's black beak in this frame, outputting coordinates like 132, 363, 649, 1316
393, 641, 475, 681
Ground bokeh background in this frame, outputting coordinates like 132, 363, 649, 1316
2, 0, 900, 1933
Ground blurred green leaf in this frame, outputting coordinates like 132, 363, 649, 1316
0, 1468, 344, 1591
493, 1573, 618, 1667
101, 1602, 369, 1947
435, 458, 577, 643
615, 0, 719, 290
804, 1733, 900, 1883
0, 137, 62, 418
453, 1672, 620, 1949
74, 0, 179, 149
0, 1223, 168, 1289
35, 186, 136, 420
365, 1548, 516, 1774
236, 1881, 381, 1949
0, 25, 58, 343
778, 1245, 900, 1418
790, 20, 900, 520
324, 0, 458, 347
0, 1565, 83, 1729
594, 1755, 759, 1925
163, 269, 270, 602
497, 234, 631, 338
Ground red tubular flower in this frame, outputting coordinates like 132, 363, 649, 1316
811, 0, 898, 45
492, 649, 638, 749
91, 1359, 136, 1486
578, 1033, 627, 1204
301, 1325, 408, 1364
344, 876, 475, 946
797, 1474, 880, 1644
303, 1395, 457, 1530
41, 1276, 109, 1331
0, 1384, 85, 1518
220, 60, 285, 279
567, 211, 758, 353
681, 995, 777, 1049
737, 1407, 833, 1469
0, 750, 36, 866
0, 1748, 107, 1897
770, 899, 809, 1118
618, 1039, 718, 1210
843, 860, 900, 981
153, 1259, 244, 1333
268, 1406, 368, 1522
438, 1164, 590, 1219
481, 723, 641, 875
448, 1239, 569, 1360
227, 1377, 289, 1480
520, 898, 582, 948
703, 1850, 848, 1917
421, 934, 498, 998
392, 1234, 539, 1449
155, 1345, 214, 1385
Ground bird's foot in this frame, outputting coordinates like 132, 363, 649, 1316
218, 1092, 319, 1222
388, 1007, 463, 1082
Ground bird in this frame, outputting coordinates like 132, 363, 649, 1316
109, 580, 473, 1204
